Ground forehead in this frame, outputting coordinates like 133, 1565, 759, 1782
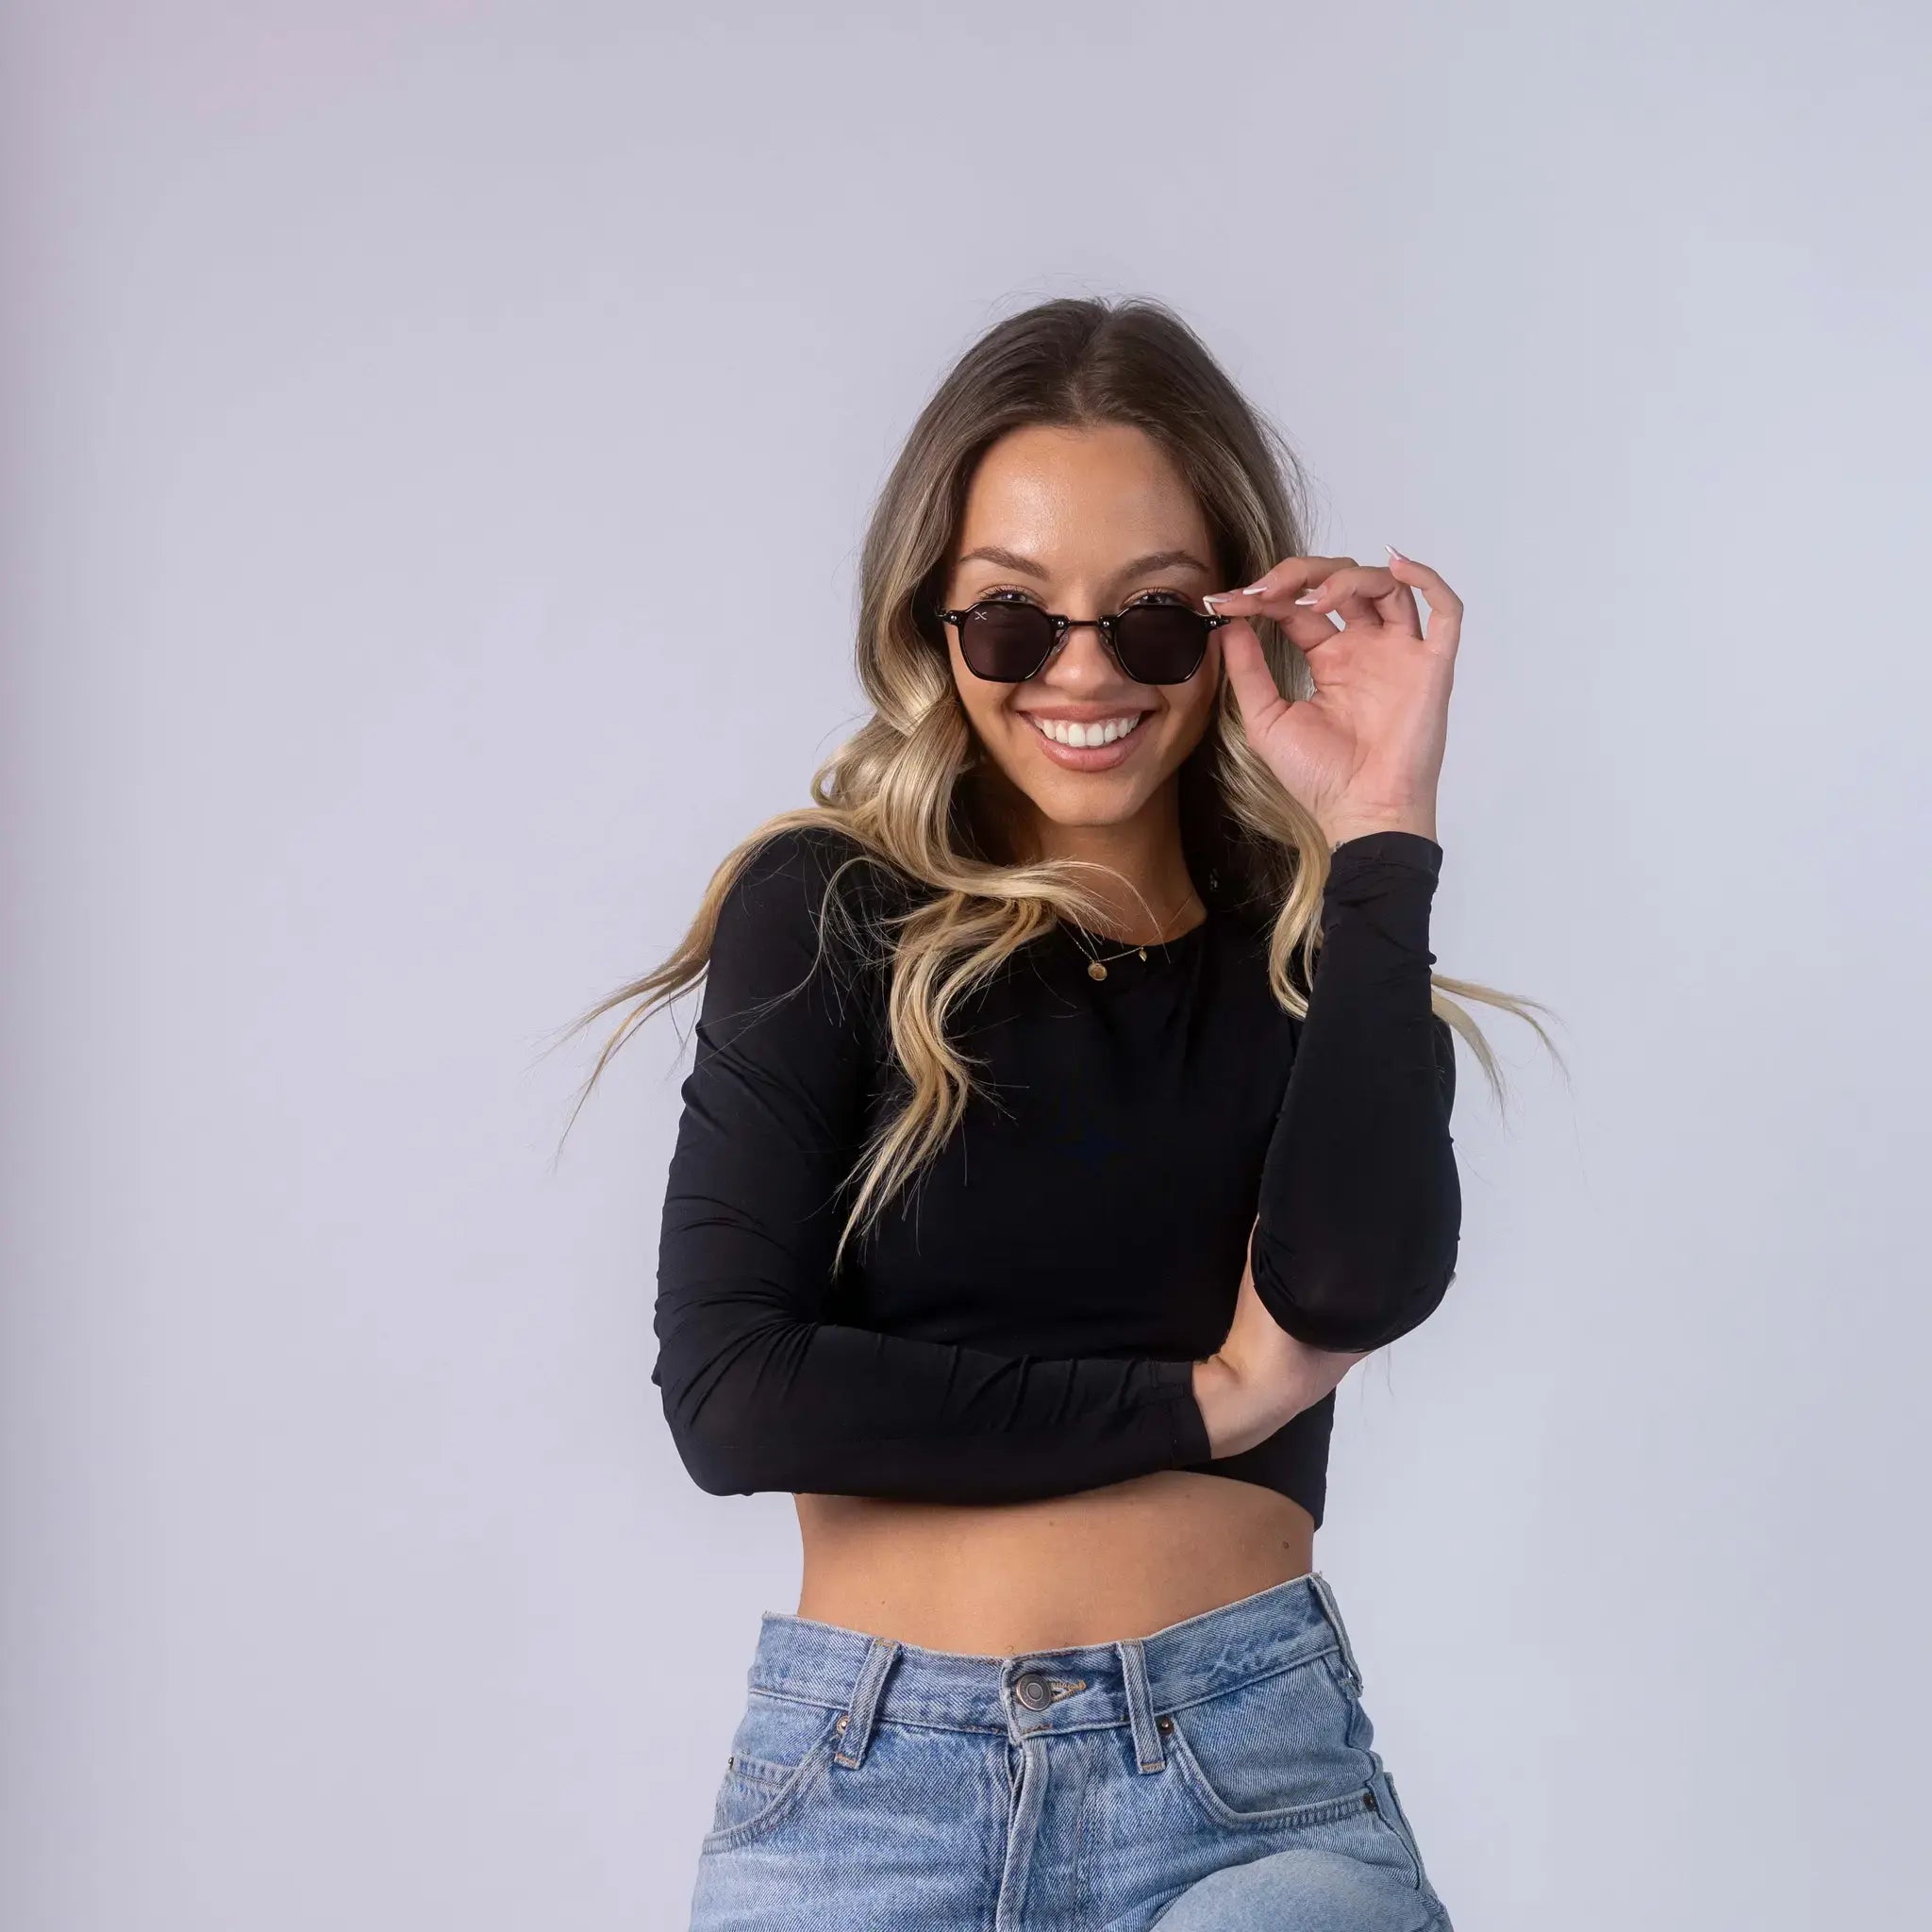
954, 423, 1213, 566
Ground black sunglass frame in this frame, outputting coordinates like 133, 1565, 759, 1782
931, 599, 1232, 685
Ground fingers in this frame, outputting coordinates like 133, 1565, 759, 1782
1362, 549, 1424, 636
1384, 547, 1463, 655
1226, 556, 1355, 604
1207, 559, 1344, 653
1215, 560, 1412, 637
1205, 553, 1460, 653
1217, 617, 1293, 735
1306, 567, 1401, 633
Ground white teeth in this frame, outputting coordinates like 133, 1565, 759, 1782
1029, 713, 1145, 749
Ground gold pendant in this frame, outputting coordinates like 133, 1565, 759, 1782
1088, 947, 1149, 982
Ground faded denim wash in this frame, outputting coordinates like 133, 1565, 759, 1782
686, 1570, 1453, 1930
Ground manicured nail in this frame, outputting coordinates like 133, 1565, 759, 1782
1202, 592, 1223, 609
1386, 544, 1410, 563
1241, 580, 1272, 595
1294, 591, 1324, 606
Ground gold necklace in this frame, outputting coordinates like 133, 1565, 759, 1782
1070, 888, 1206, 982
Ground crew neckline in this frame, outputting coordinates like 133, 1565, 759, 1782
1056, 903, 1219, 956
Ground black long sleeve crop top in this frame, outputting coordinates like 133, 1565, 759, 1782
651, 821, 1459, 1527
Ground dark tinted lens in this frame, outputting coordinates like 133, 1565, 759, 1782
1112, 604, 1209, 683
958, 602, 1054, 681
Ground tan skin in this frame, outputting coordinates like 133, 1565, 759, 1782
794, 421, 1461, 1656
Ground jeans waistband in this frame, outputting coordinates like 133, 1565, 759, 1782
744, 1570, 1364, 1773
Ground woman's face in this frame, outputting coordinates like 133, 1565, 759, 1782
936, 422, 1226, 845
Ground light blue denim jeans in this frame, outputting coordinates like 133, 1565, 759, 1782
686, 1569, 1452, 1930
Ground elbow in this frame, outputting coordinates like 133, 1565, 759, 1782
652, 1307, 813, 1497
672, 1433, 763, 1498
1254, 1140, 1462, 1352
653, 1353, 803, 1498
1251, 1215, 1461, 1354
660, 1395, 791, 1498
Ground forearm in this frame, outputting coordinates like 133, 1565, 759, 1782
654, 1305, 1211, 1502
1191, 1315, 1371, 1459
1249, 830, 1462, 1353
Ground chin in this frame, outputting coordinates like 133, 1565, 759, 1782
1012, 774, 1159, 830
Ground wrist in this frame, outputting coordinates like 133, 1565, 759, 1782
1322, 807, 1439, 849
1191, 1354, 1298, 1459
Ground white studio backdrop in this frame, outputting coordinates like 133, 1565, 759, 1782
4, 3, 1927, 1927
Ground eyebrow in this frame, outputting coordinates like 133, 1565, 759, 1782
953, 544, 1214, 581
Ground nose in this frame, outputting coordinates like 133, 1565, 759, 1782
1038, 616, 1125, 692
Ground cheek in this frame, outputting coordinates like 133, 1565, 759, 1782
1161, 667, 1224, 751
949, 658, 1027, 772
948, 647, 1003, 733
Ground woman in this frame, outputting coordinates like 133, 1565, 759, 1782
571, 297, 1542, 1929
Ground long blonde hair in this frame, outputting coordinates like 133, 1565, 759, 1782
562, 296, 1557, 1274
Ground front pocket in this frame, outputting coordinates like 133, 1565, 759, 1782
700, 1690, 845, 1853
1160, 1649, 1373, 1832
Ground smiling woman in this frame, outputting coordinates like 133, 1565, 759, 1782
565, 295, 1550, 1929
939, 422, 1232, 883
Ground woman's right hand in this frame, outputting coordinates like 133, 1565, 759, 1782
1191, 1224, 1373, 1458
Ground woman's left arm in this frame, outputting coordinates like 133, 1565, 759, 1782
1208, 546, 1465, 1352
1249, 831, 1460, 1350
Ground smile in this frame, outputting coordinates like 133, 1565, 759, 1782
1026, 712, 1147, 749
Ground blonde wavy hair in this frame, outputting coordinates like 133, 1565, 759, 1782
562, 296, 1557, 1275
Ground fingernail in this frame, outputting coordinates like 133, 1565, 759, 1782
1386, 544, 1410, 562
1294, 591, 1324, 607
1241, 580, 1272, 595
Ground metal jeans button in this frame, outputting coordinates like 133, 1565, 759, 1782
1013, 1672, 1051, 1710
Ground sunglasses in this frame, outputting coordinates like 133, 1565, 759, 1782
932, 596, 1231, 686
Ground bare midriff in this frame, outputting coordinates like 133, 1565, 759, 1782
791, 1471, 1315, 1657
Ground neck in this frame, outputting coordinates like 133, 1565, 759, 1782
996, 788, 1203, 945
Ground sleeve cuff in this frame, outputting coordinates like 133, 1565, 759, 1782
1327, 829, 1442, 883
1151, 1357, 1214, 1465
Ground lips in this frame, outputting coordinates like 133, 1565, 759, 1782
1027, 712, 1147, 749
1021, 709, 1152, 773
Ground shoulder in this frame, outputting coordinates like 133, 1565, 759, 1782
721, 821, 917, 943
705, 821, 921, 1039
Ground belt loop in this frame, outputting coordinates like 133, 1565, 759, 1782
1308, 1569, 1364, 1694
1115, 1637, 1166, 1773
831, 1635, 899, 1770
